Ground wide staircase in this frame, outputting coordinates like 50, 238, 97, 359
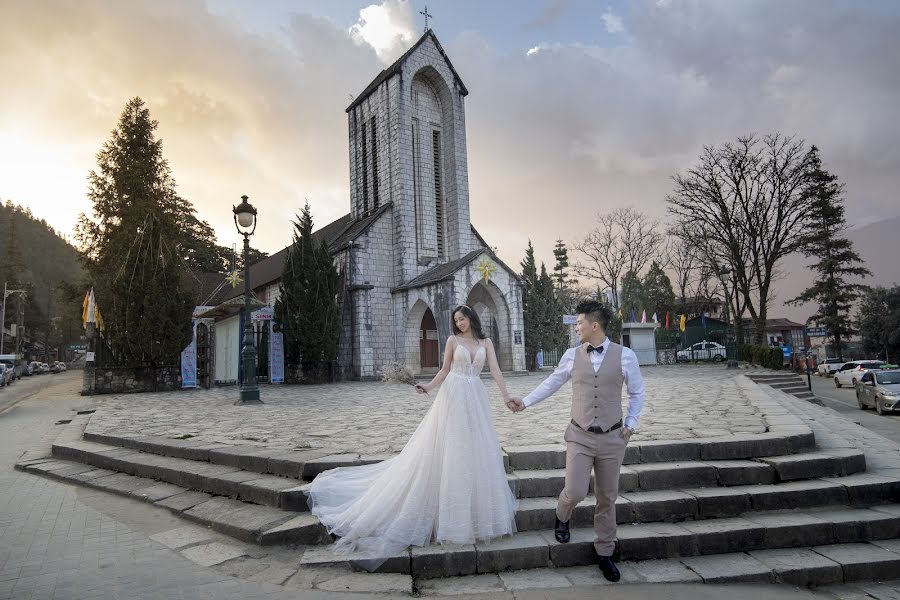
15, 377, 900, 587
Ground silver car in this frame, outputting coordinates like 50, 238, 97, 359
0, 364, 12, 386
676, 341, 728, 362
856, 368, 900, 415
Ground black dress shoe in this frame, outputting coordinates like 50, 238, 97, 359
597, 555, 621, 582
554, 517, 570, 543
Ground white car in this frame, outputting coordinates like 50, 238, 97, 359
676, 341, 728, 362
834, 360, 886, 388
0, 363, 12, 386
818, 358, 845, 376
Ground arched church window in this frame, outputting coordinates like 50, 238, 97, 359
371, 115, 380, 211
361, 120, 369, 215
432, 129, 444, 258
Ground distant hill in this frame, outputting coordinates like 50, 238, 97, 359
773, 215, 900, 323
0, 200, 84, 342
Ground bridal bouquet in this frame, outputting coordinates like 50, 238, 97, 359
380, 362, 427, 393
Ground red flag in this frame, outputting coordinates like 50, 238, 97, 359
665, 311, 670, 330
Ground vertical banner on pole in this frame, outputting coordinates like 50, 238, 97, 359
270, 319, 284, 384
181, 320, 197, 388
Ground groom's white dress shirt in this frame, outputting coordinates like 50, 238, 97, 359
522, 338, 645, 430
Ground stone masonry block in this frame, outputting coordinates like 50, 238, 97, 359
714, 461, 775, 486
411, 544, 476, 578
747, 480, 848, 511
622, 490, 698, 523
681, 552, 775, 583
681, 518, 766, 555
475, 533, 549, 573
616, 523, 698, 561
637, 441, 700, 463
813, 543, 900, 582
631, 462, 717, 491
505, 445, 566, 470
759, 452, 842, 481
749, 548, 843, 587
744, 512, 834, 548
684, 487, 751, 519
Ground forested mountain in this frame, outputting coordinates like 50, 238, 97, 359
0, 199, 84, 352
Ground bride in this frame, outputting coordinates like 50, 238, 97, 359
306, 304, 519, 568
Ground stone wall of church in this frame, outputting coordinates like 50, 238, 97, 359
338, 210, 397, 380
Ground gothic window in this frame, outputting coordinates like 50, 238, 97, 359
412, 118, 422, 250
361, 121, 369, 215
432, 129, 444, 258
370, 115, 380, 211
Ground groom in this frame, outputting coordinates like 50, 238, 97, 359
511, 299, 645, 582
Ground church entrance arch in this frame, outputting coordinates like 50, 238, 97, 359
420, 308, 440, 369
465, 281, 512, 371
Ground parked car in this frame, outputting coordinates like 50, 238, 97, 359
50, 362, 61, 373
0, 355, 21, 380
57, 362, 67, 372
28, 361, 42, 375
0, 363, 12, 386
834, 360, 886, 388
41, 363, 50, 374
817, 358, 845, 376
856, 368, 900, 415
676, 341, 728, 362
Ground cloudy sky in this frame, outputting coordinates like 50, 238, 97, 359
2, 0, 899, 314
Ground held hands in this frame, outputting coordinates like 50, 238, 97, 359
620, 426, 634, 442
504, 397, 525, 413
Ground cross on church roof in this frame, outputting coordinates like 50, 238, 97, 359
419, 5, 433, 32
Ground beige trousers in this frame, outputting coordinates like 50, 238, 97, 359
556, 422, 627, 556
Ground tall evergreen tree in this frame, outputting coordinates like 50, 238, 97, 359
642, 261, 676, 321
857, 286, 900, 362
786, 147, 870, 360
274, 204, 340, 381
538, 263, 568, 350
619, 270, 644, 320
75, 97, 193, 366
520, 241, 541, 370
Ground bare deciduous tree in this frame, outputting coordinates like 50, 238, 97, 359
573, 208, 662, 309
667, 133, 816, 344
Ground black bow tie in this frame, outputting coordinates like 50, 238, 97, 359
587, 344, 604, 354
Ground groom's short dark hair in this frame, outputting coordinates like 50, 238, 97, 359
576, 299, 610, 331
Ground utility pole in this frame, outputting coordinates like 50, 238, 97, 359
1, 281, 27, 355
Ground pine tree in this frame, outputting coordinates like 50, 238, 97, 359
619, 270, 644, 321
75, 97, 193, 366
787, 147, 870, 360
274, 204, 340, 381
642, 261, 676, 321
538, 263, 568, 350
552, 239, 569, 290
520, 241, 540, 370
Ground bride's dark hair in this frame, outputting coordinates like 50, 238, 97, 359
452, 305, 487, 339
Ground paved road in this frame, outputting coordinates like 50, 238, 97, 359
1, 371, 899, 599
804, 371, 900, 445
0, 372, 75, 415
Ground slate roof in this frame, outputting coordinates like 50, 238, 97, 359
218, 204, 390, 302
393, 246, 523, 292
346, 30, 468, 114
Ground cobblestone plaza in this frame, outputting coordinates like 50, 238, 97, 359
86, 365, 769, 454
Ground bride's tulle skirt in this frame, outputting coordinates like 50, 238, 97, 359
306, 372, 518, 568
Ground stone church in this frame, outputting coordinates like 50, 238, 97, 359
193, 30, 526, 382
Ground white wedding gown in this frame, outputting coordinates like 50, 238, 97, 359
306, 339, 518, 568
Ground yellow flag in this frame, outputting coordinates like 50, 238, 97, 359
82, 291, 90, 325
679, 314, 686, 332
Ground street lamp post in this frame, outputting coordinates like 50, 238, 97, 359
716, 268, 740, 369
233, 195, 262, 405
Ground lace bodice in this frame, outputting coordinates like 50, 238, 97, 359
451, 337, 486, 378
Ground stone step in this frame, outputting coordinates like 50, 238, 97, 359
512, 474, 900, 532
298, 505, 900, 579
15, 457, 328, 545
505, 431, 815, 471
52, 439, 312, 511
770, 382, 808, 390
509, 449, 866, 498
85, 428, 816, 477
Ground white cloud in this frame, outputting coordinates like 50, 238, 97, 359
349, 0, 417, 64
602, 9, 625, 34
